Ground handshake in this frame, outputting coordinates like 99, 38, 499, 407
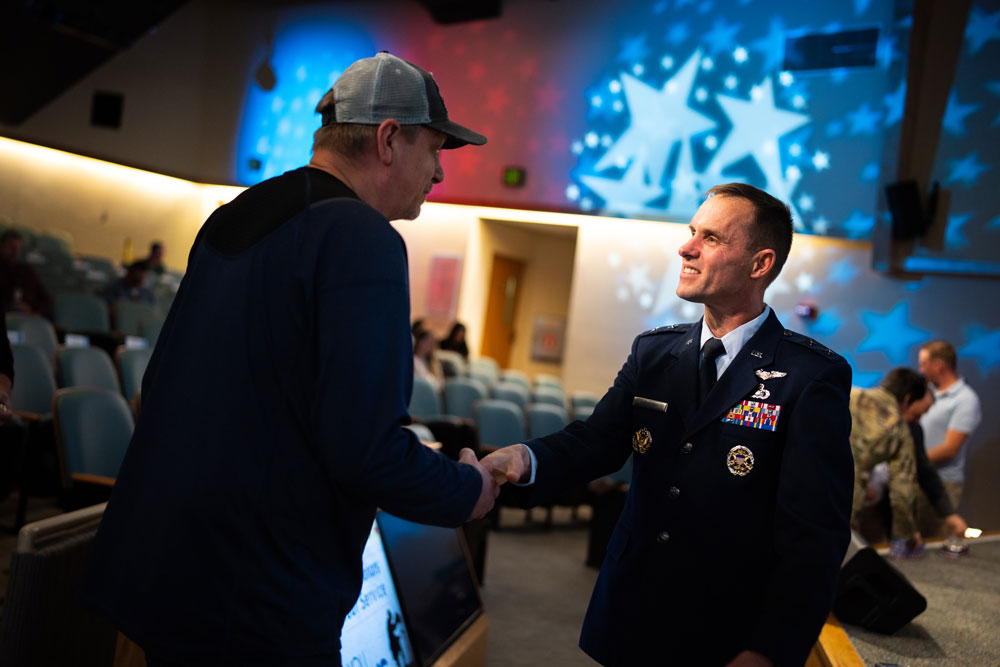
459, 445, 533, 521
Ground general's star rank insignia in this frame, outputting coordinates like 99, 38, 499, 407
727, 445, 754, 476
633, 427, 652, 454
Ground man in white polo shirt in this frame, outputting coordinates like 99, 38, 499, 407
917, 340, 981, 535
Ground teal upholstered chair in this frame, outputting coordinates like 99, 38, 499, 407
115, 346, 153, 401
409, 376, 444, 421
10, 343, 56, 417
52, 387, 134, 488
6, 313, 58, 369
527, 402, 569, 439
474, 399, 526, 449
57, 346, 121, 393
112, 299, 157, 337
443, 377, 488, 421
53, 292, 109, 333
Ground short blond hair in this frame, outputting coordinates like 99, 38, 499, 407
921, 340, 957, 371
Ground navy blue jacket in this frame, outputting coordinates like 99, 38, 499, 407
79, 168, 481, 665
522, 312, 854, 666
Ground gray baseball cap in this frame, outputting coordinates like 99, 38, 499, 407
315, 51, 487, 149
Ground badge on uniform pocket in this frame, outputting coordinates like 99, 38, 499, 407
727, 445, 754, 476
633, 427, 652, 454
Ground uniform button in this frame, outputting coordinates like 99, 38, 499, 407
657, 531, 670, 543
668, 486, 680, 499
681, 442, 693, 454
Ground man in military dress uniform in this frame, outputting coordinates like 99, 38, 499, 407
483, 183, 854, 666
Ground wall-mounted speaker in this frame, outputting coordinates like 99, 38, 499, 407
885, 179, 935, 241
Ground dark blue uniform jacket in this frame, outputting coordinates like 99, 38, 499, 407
78, 168, 481, 666
522, 312, 854, 666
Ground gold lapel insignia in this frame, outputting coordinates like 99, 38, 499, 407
633, 427, 652, 454
727, 445, 754, 476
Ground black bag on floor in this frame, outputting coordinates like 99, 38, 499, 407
834, 546, 927, 634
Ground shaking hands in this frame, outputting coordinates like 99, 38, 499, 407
459, 444, 534, 522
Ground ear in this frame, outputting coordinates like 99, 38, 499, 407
900, 393, 913, 413
375, 119, 402, 165
749, 249, 776, 281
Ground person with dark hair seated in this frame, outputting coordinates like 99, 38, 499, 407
101, 260, 155, 308
0, 229, 52, 317
439, 321, 469, 359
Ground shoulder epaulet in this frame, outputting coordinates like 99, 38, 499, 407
638, 322, 696, 338
781, 329, 840, 359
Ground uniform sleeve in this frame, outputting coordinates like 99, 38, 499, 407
885, 424, 918, 539
516, 336, 641, 507
311, 213, 481, 527
748, 359, 854, 666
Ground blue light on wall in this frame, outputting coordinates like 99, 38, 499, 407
235, 19, 375, 185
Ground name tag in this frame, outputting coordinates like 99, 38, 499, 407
633, 396, 668, 412
721, 400, 781, 432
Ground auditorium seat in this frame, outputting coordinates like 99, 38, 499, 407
53, 387, 134, 491
139, 314, 166, 347
53, 292, 110, 334
6, 313, 58, 368
468, 357, 499, 385
571, 391, 599, 420
534, 373, 564, 391
115, 346, 152, 401
497, 368, 531, 391
530, 385, 566, 409
111, 299, 157, 338
0, 503, 118, 667
443, 377, 488, 421
10, 343, 56, 417
57, 346, 121, 394
435, 349, 467, 377
526, 402, 569, 439
409, 375, 445, 421
475, 399, 525, 449
491, 381, 528, 412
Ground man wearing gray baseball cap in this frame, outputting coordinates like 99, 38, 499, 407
80, 52, 494, 666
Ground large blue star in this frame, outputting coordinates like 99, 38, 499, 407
828, 257, 860, 285
842, 210, 875, 239
883, 80, 906, 126
704, 18, 742, 55
581, 159, 666, 215
847, 102, 882, 134
751, 16, 787, 72
943, 90, 979, 136
961, 325, 1000, 373
945, 152, 989, 186
708, 77, 809, 213
807, 308, 843, 337
965, 6, 1000, 54
667, 22, 690, 46
595, 50, 716, 187
618, 34, 650, 63
858, 302, 932, 366
945, 213, 973, 248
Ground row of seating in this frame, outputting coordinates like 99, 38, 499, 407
411, 374, 598, 423
11, 340, 151, 415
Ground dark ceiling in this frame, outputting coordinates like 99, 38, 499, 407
0, 0, 504, 127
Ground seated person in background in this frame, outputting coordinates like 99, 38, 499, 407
848, 368, 923, 557
439, 321, 469, 359
102, 260, 155, 309
0, 230, 53, 317
411, 317, 426, 340
143, 241, 166, 276
413, 329, 444, 391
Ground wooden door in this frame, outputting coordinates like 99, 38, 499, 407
480, 254, 524, 368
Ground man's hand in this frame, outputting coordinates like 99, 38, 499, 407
459, 448, 499, 521
480, 444, 532, 485
943, 513, 968, 538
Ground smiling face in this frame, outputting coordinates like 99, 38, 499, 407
388, 126, 446, 221
675, 195, 761, 310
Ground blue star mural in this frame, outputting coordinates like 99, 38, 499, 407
883, 81, 906, 125
945, 152, 989, 186
858, 303, 932, 366
964, 6, 1000, 54
961, 325, 1000, 373
945, 213, 973, 248
847, 102, 882, 134
942, 89, 980, 136
704, 18, 742, 55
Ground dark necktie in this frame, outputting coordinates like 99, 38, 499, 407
698, 337, 726, 407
